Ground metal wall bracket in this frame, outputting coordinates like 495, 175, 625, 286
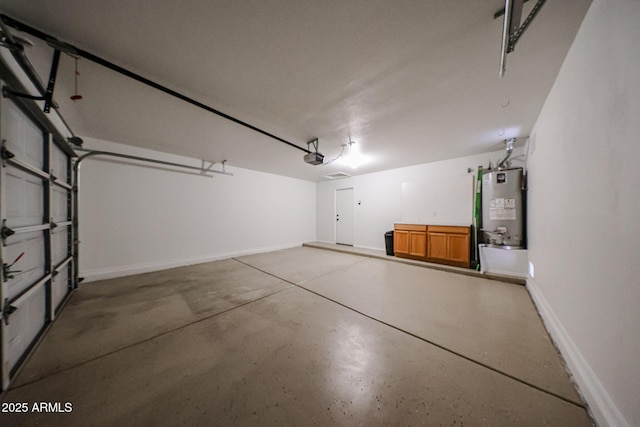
2, 86, 46, 101
498, 0, 547, 77
508, 0, 547, 52
43, 49, 61, 113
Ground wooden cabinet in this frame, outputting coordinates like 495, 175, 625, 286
393, 224, 427, 260
409, 231, 427, 258
426, 231, 448, 259
394, 223, 470, 268
426, 225, 470, 268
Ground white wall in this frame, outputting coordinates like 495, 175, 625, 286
526, 1, 640, 426
79, 138, 316, 281
317, 148, 522, 250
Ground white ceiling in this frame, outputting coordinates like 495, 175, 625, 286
1, 0, 591, 181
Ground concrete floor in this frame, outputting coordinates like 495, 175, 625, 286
302, 241, 526, 285
0, 246, 593, 426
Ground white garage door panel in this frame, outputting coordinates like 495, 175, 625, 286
52, 186, 69, 223
52, 267, 69, 311
0, 99, 44, 170
50, 144, 69, 183
1, 68, 75, 390
5, 284, 46, 373
4, 231, 46, 300
3, 166, 45, 228
51, 226, 69, 266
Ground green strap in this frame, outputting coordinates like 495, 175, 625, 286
473, 167, 483, 270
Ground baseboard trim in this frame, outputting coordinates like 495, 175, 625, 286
527, 278, 629, 427
315, 240, 335, 245
354, 244, 385, 252
314, 241, 385, 253
81, 242, 304, 282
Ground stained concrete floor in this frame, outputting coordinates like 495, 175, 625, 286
0, 246, 594, 426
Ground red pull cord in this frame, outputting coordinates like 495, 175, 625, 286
11, 252, 24, 266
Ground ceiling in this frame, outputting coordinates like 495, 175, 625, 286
0, 0, 591, 181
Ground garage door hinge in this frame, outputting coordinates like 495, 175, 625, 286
1, 219, 15, 245
1, 141, 15, 166
2, 298, 17, 325
2, 251, 24, 282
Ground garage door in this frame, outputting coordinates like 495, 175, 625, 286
0, 79, 76, 389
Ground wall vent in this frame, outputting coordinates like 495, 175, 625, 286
322, 172, 351, 180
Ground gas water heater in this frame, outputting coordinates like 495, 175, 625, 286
481, 167, 525, 248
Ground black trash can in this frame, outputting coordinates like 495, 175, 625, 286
384, 231, 394, 256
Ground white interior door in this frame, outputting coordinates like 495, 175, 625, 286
336, 188, 354, 246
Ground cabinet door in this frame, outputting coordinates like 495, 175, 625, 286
427, 232, 448, 259
447, 234, 470, 264
394, 230, 410, 255
409, 231, 427, 258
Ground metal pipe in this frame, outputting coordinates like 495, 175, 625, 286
6, 274, 51, 307
0, 14, 312, 155
52, 179, 72, 190
5, 157, 50, 180
497, 138, 516, 170
499, 0, 513, 78
54, 256, 72, 273
75, 149, 233, 176
5, 224, 51, 235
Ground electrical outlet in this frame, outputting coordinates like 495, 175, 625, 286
529, 261, 535, 279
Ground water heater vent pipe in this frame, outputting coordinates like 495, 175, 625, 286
497, 138, 516, 169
